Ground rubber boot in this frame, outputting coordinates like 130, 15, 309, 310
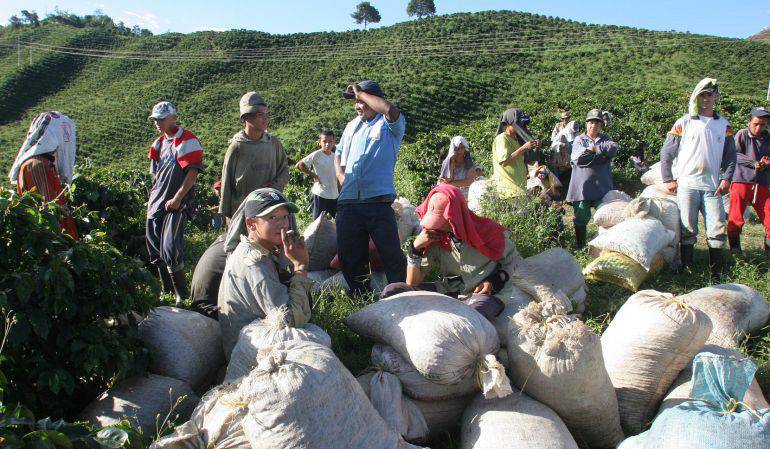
157, 266, 173, 295
728, 234, 743, 258
708, 247, 725, 282
679, 244, 694, 272
574, 225, 587, 249
170, 269, 189, 306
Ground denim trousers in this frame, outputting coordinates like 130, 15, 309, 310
677, 186, 727, 249
336, 201, 406, 294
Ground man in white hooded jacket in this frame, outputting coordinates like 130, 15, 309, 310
660, 78, 736, 277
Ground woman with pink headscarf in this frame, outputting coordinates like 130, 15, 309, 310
402, 184, 518, 318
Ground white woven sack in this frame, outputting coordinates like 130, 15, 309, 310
346, 291, 512, 398
625, 197, 681, 245
519, 248, 586, 298
356, 372, 429, 442
149, 384, 248, 449
589, 218, 674, 270
302, 214, 337, 271
660, 246, 680, 268
317, 270, 388, 294
467, 178, 496, 214
491, 286, 533, 347
594, 200, 630, 228
138, 306, 225, 389
640, 161, 678, 189
461, 390, 579, 449
82, 374, 199, 435
307, 269, 336, 285
506, 302, 624, 449
680, 284, 769, 349
371, 344, 478, 401
225, 308, 332, 382
601, 290, 712, 435
639, 184, 676, 201
640, 162, 663, 186
599, 189, 632, 206
658, 345, 770, 416
392, 197, 421, 243
239, 340, 424, 449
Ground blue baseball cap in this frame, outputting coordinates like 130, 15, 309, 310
342, 80, 385, 99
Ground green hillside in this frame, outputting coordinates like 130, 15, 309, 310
1, 10, 769, 185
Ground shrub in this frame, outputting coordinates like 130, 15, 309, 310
479, 193, 567, 258
70, 164, 151, 254
0, 187, 157, 418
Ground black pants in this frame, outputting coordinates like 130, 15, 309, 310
336, 201, 406, 295
146, 211, 187, 272
189, 235, 227, 318
311, 194, 337, 220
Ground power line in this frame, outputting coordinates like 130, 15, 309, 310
6, 36, 738, 63
14, 31, 739, 56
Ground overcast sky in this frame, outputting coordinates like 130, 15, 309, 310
1, 0, 768, 38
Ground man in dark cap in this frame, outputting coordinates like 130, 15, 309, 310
334, 80, 407, 295
217, 188, 311, 356
727, 106, 770, 258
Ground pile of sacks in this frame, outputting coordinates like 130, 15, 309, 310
305, 197, 421, 295
80, 306, 226, 432
133, 279, 767, 449
152, 307, 424, 449
464, 283, 769, 449
608, 286, 770, 448
347, 291, 514, 443
342, 250, 587, 447
584, 187, 680, 292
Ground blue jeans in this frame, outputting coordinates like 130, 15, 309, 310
336, 201, 406, 295
677, 187, 727, 249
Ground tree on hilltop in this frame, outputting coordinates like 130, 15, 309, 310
8, 15, 23, 29
20, 10, 40, 27
351, 2, 381, 29
407, 0, 436, 18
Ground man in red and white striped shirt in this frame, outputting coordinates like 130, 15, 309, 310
146, 101, 205, 304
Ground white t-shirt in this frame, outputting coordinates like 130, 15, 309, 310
671, 114, 731, 191
302, 149, 339, 199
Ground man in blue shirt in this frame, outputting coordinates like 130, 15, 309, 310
336, 80, 407, 294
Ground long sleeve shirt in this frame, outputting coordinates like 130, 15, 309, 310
732, 127, 770, 186
408, 232, 522, 301
217, 237, 312, 358
660, 114, 736, 191
219, 130, 289, 217
565, 133, 617, 203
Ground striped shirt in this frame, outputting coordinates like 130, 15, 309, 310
147, 127, 205, 218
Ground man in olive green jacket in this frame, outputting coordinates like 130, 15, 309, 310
190, 91, 289, 318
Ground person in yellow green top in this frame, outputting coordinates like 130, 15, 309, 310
492, 108, 540, 198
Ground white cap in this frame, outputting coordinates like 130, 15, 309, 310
148, 101, 177, 120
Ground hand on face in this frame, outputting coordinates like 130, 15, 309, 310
281, 228, 309, 269
413, 228, 445, 250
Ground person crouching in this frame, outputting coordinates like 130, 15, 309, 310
217, 189, 312, 358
